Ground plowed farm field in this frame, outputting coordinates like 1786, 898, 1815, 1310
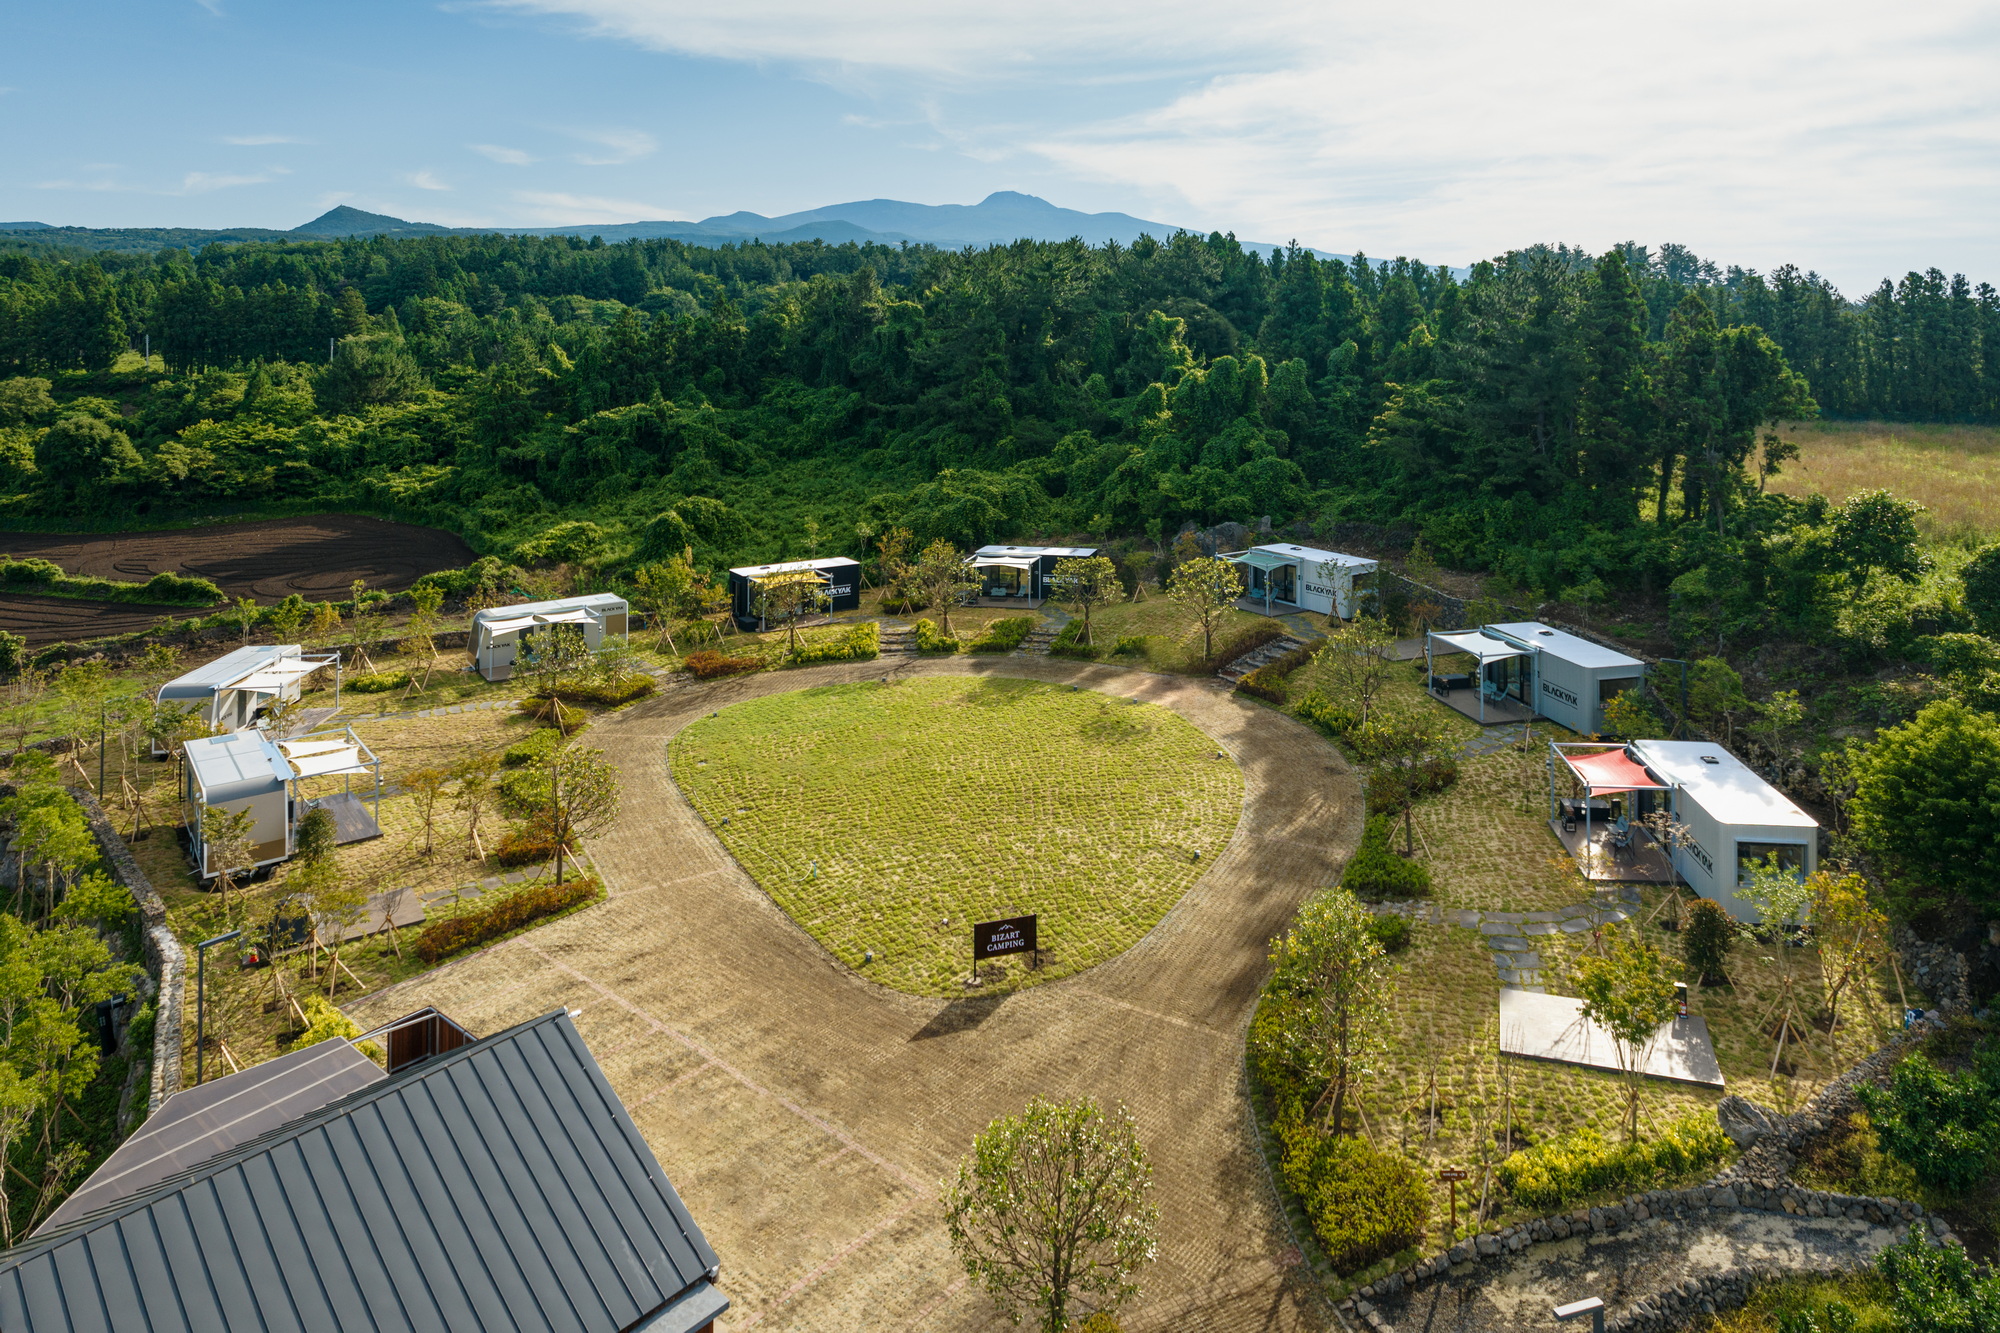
0, 515, 475, 644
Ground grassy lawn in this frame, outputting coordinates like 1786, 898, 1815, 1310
1771, 418, 2000, 540
669, 675, 1244, 995
1077, 597, 1281, 671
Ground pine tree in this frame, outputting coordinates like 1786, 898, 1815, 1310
1576, 250, 1655, 513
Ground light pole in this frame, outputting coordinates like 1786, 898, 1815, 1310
195, 929, 242, 1085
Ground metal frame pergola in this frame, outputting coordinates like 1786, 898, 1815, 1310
1546, 740, 1669, 876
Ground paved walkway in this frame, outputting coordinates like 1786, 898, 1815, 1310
349, 656, 1362, 1333
1369, 891, 1640, 991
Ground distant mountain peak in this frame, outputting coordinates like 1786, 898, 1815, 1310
292, 206, 452, 237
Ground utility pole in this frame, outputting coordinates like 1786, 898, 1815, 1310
195, 929, 242, 1084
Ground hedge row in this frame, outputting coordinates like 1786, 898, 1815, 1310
1237, 641, 1318, 703
547, 677, 657, 706
1496, 1114, 1733, 1211
1278, 1115, 1429, 1274
788, 622, 880, 665
913, 619, 960, 653
1340, 815, 1432, 901
415, 876, 597, 962
0, 556, 223, 606
968, 617, 1036, 653
1048, 620, 1102, 659
685, 649, 769, 678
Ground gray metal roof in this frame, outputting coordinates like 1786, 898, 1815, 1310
39, 1039, 385, 1234
472, 593, 628, 625
971, 544, 1098, 559
727, 557, 861, 578
158, 645, 304, 701
0, 1011, 725, 1333
183, 731, 290, 802
1485, 621, 1644, 671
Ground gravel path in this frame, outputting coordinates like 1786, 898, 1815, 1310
348, 655, 1362, 1333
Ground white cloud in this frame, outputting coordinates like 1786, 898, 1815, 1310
178, 171, 272, 194
194, 0, 224, 14
513, 190, 679, 222
36, 168, 274, 195
470, 143, 535, 165
223, 133, 303, 146
481, 0, 2000, 288
567, 127, 655, 165
407, 170, 451, 191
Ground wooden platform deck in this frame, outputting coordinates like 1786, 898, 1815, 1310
1550, 816, 1678, 883
1429, 685, 1536, 725
312, 792, 382, 846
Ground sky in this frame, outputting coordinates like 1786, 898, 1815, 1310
4, 0, 1998, 293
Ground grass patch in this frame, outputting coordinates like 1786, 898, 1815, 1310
669, 676, 1243, 995
1771, 419, 2000, 540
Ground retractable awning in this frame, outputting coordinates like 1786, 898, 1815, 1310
231, 661, 326, 692
968, 555, 1039, 571
288, 747, 369, 780
278, 738, 350, 760
1563, 747, 1665, 792
1227, 550, 1297, 573
479, 615, 538, 634
1429, 630, 1530, 664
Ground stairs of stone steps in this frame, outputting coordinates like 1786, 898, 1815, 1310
877, 624, 918, 655
1218, 635, 1307, 683
1019, 626, 1059, 656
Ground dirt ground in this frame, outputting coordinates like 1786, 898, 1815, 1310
0, 515, 475, 642
349, 656, 1364, 1333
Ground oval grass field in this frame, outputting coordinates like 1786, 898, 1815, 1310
667, 675, 1245, 995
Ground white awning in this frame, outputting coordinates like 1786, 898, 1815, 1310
231, 661, 325, 691
532, 609, 594, 625
289, 747, 368, 779
279, 738, 351, 759
479, 615, 538, 635
967, 555, 1039, 571
1429, 630, 1530, 664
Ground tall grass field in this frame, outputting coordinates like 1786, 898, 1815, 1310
1771, 420, 2000, 539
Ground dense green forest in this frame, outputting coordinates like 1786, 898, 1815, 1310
0, 229, 1996, 659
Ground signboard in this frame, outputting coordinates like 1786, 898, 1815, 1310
1435, 1168, 1468, 1182
973, 914, 1038, 966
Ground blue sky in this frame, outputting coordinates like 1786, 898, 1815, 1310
4, 0, 1998, 293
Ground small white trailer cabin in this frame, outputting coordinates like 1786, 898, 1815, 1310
1225, 544, 1378, 620
1482, 623, 1646, 735
963, 545, 1099, 607
183, 728, 383, 879
1628, 739, 1819, 921
470, 593, 629, 682
156, 645, 336, 740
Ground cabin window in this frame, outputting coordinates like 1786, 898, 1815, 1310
1597, 676, 1640, 705
1736, 841, 1806, 885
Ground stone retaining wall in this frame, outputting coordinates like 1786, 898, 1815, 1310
1338, 1183, 1955, 1331
69, 786, 183, 1113
1713, 1037, 1916, 1183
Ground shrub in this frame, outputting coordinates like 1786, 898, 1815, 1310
1857, 1049, 2000, 1193
546, 677, 657, 706
1237, 641, 1318, 702
1110, 634, 1148, 656
1278, 1122, 1427, 1273
787, 622, 880, 665
684, 649, 767, 679
913, 618, 960, 654
1247, 992, 1321, 1119
1200, 622, 1286, 672
494, 824, 560, 867
1497, 1112, 1732, 1211
1366, 913, 1412, 953
502, 727, 572, 768
968, 616, 1036, 653
1293, 687, 1360, 739
415, 876, 598, 962
1879, 1223, 2000, 1333
1340, 815, 1431, 901
516, 696, 587, 730
345, 670, 410, 693
1048, 619, 1103, 660
295, 994, 383, 1061
1683, 897, 1735, 984
499, 768, 550, 815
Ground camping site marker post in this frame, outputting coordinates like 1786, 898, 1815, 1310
1437, 1167, 1468, 1241
970, 914, 1038, 986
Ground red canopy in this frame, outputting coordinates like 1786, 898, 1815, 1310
1564, 748, 1664, 792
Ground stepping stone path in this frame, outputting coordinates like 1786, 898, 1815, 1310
1459, 721, 1531, 757
1369, 885, 1642, 992
876, 622, 918, 656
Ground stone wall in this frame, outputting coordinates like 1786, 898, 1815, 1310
1340, 1184, 1954, 1332
1711, 1037, 1916, 1184
69, 786, 183, 1113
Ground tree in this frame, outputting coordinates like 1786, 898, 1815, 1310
1314, 614, 1397, 729
199, 805, 257, 924
452, 752, 500, 860
265, 593, 309, 644
754, 568, 830, 651
1686, 657, 1752, 745
1961, 543, 2000, 636
1266, 886, 1393, 1135
1576, 249, 1656, 514
401, 583, 445, 691
1807, 870, 1888, 1036
633, 553, 704, 654
294, 806, 337, 865
943, 1096, 1158, 1333
908, 539, 978, 635
1166, 556, 1242, 661
34, 414, 139, 496
232, 596, 261, 645
1827, 489, 1926, 585
402, 767, 451, 857
1849, 699, 2000, 918
1858, 1052, 1999, 1194
1048, 556, 1120, 646
522, 623, 592, 731
1680, 897, 1735, 986
1571, 932, 1680, 1140
546, 741, 620, 885
319, 332, 426, 414
307, 599, 343, 649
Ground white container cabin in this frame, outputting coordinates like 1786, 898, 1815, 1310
1432, 620, 1648, 732
471, 593, 629, 682
1628, 739, 1819, 921
1224, 544, 1378, 620
963, 545, 1099, 607
183, 728, 383, 879
155, 645, 338, 741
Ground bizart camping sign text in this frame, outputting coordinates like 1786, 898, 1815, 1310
973, 914, 1037, 964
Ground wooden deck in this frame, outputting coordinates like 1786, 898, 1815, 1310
1429, 685, 1536, 725
1234, 595, 1303, 618
1550, 816, 1678, 883
312, 792, 383, 846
